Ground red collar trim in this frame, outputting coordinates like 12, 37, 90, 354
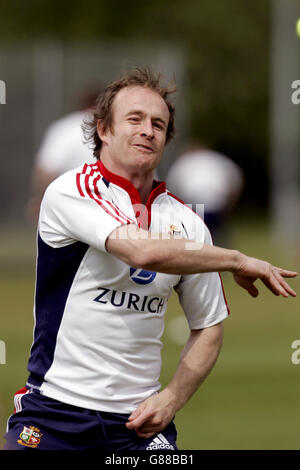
97, 160, 141, 206
97, 160, 166, 228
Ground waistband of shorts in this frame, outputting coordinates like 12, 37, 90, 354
24, 382, 132, 418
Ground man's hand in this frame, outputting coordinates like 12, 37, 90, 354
233, 254, 297, 298
126, 389, 177, 439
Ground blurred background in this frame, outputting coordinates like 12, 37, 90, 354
0, 0, 300, 450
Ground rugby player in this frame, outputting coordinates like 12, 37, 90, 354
4, 68, 297, 450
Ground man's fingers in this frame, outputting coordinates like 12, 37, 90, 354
135, 430, 155, 439
261, 267, 297, 298
132, 419, 163, 438
261, 274, 286, 297
243, 279, 259, 297
233, 274, 259, 297
236, 256, 298, 298
247, 284, 259, 298
275, 268, 298, 278
273, 269, 297, 297
126, 409, 152, 430
127, 408, 141, 421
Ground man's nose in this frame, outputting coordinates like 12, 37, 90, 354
140, 120, 154, 138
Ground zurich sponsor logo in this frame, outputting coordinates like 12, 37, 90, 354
130, 268, 156, 285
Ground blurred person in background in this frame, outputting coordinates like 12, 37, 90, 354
5, 67, 297, 451
26, 87, 101, 221
166, 143, 244, 246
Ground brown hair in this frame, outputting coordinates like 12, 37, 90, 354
82, 67, 176, 159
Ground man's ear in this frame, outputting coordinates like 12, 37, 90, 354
97, 120, 109, 144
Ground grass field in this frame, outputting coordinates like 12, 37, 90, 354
0, 216, 299, 450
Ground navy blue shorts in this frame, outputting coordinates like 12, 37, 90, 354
4, 387, 178, 451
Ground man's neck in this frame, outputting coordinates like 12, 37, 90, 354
130, 173, 154, 205
100, 155, 155, 205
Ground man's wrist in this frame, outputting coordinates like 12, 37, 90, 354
228, 249, 243, 273
162, 384, 189, 415
160, 386, 182, 414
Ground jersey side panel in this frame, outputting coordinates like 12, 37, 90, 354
27, 234, 89, 388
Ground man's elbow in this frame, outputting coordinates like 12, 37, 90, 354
127, 242, 161, 270
106, 235, 160, 270
191, 322, 224, 349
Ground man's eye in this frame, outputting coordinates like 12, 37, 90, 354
128, 117, 140, 122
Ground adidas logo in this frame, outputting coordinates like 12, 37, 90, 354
146, 433, 174, 450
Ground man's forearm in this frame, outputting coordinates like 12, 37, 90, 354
125, 323, 224, 438
164, 323, 224, 414
143, 240, 240, 275
107, 223, 240, 274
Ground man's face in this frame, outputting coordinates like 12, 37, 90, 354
98, 86, 170, 174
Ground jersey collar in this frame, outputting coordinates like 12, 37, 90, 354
97, 159, 166, 204
97, 160, 166, 228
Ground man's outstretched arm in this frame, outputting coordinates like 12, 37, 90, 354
106, 224, 297, 298
126, 323, 223, 438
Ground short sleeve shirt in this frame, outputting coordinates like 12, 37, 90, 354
27, 161, 229, 413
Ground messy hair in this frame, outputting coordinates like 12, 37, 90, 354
82, 67, 176, 159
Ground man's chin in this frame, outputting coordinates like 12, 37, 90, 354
128, 158, 155, 172
131, 152, 162, 170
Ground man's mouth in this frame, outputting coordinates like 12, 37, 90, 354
134, 143, 154, 152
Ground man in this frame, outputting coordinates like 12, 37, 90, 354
4, 68, 297, 451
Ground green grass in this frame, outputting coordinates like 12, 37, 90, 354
0, 218, 299, 450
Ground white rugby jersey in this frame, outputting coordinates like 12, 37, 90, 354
26, 160, 229, 413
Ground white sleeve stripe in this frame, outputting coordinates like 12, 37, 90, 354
14, 390, 32, 413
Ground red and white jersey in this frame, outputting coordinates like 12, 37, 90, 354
27, 160, 229, 413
